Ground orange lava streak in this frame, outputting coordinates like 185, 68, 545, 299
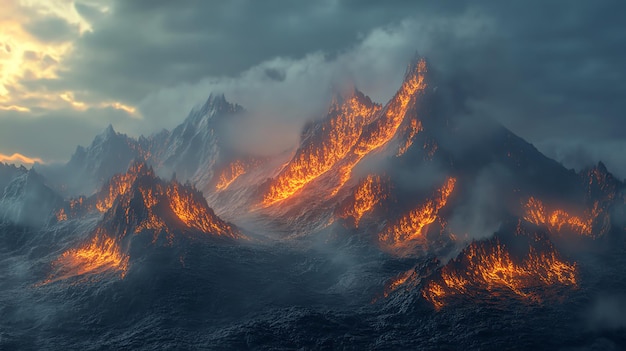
55, 208, 68, 221
262, 94, 380, 206
337, 175, 388, 227
523, 197, 600, 236
353, 60, 427, 157
397, 118, 423, 156
333, 60, 428, 193
421, 239, 577, 310
167, 183, 237, 237
383, 269, 415, 298
379, 177, 456, 252
95, 163, 148, 213
43, 232, 129, 284
262, 59, 428, 207
215, 160, 246, 191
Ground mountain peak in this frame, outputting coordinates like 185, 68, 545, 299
405, 56, 428, 79
93, 124, 120, 145
197, 93, 243, 118
127, 159, 153, 178
101, 163, 241, 240
329, 87, 377, 113
207, 93, 226, 105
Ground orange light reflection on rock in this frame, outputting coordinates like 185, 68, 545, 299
95, 163, 148, 213
397, 119, 423, 156
334, 60, 428, 192
383, 269, 415, 298
43, 231, 129, 284
55, 208, 68, 221
379, 177, 456, 252
263, 60, 429, 207
262, 94, 380, 206
167, 183, 238, 238
524, 197, 600, 236
215, 160, 246, 191
338, 175, 387, 227
421, 239, 577, 310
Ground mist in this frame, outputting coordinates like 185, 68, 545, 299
447, 164, 512, 244
135, 12, 494, 158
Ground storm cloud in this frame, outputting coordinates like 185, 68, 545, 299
1, 0, 625, 177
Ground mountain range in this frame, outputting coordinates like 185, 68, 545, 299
1, 58, 625, 350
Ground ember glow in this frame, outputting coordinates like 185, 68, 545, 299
421, 238, 577, 310
55, 207, 68, 221
166, 183, 239, 238
337, 175, 388, 227
383, 269, 416, 298
215, 160, 246, 191
334, 59, 428, 190
523, 197, 600, 237
397, 118, 423, 156
262, 93, 380, 206
43, 231, 129, 284
261, 60, 428, 207
95, 162, 148, 213
378, 177, 456, 253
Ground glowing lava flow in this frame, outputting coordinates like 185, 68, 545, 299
167, 183, 238, 237
421, 238, 577, 310
397, 118, 423, 156
262, 92, 380, 206
523, 197, 600, 236
383, 269, 416, 298
333, 59, 429, 192
337, 175, 388, 227
55, 208, 68, 221
215, 160, 246, 191
379, 177, 456, 252
262, 59, 428, 207
95, 162, 148, 213
43, 230, 129, 284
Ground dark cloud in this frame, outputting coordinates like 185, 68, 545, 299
3, 0, 625, 177
57, 0, 463, 103
0, 107, 137, 162
22, 16, 79, 43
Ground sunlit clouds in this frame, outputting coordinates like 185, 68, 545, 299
0, 0, 138, 133
0, 151, 43, 164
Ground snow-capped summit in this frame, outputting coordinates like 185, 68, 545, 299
0, 168, 62, 227
159, 93, 244, 188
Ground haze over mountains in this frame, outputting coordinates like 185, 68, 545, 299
1, 58, 625, 349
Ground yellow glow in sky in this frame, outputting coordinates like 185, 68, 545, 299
0, 152, 44, 165
0, 0, 140, 164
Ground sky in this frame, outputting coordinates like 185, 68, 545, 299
0, 0, 625, 178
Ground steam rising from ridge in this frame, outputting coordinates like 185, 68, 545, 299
137, 15, 494, 158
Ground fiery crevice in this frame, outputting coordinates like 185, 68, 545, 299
262, 59, 428, 207
42, 230, 129, 284
397, 118, 423, 156
95, 162, 150, 213
166, 183, 238, 237
523, 197, 601, 237
333, 59, 429, 192
215, 160, 247, 191
421, 238, 577, 310
262, 92, 381, 206
378, 177, 456, 253
383, 269, 417, 298
337, 175, 388, 227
